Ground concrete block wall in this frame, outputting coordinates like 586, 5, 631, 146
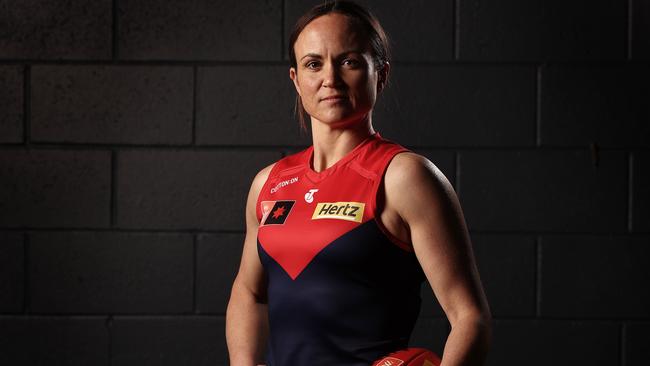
0, 0, 648, 365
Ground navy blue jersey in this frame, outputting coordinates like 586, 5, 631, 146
256, 133, 426, 365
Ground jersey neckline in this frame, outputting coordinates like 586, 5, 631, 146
304, 132, 381, 183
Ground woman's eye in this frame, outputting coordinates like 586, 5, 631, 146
343, 59, 360, 67
305, 61, 321, 69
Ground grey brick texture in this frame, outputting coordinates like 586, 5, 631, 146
0, 0, 112, 60
196, 66, 309, 146
486, 320, 619, 366
116, 149, 281, 230
626, 323, 650, 366
31, 66, 194, 145
472, 235, 536, 317
118, 0, 282, 61
196, 233, 244, 314
633, 152, 650, 232
541, 65, 650, 147
0, 316, 109, 366
0, 149, 111, 228
459, 0, 627, 61
0, 66, 23, 143
633, 0, 650, 59
29, 231, 193, 314
111, 317, 227, 366
459, 150, 628, 232
1, 0, 648, 364
374, 65, 536, 147
541, 235, 650, 318
0, 232, 23, 312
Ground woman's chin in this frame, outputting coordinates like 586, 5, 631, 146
313, 116, 366, 129
311, 110, 371, 129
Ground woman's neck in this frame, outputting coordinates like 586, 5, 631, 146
309, 117, 376, 173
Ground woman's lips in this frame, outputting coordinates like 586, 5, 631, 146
320, 95, 347, 102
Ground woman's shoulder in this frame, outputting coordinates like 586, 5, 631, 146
249, 162, 277, 197
387, 151, 443, 180
384, 151, 455, 209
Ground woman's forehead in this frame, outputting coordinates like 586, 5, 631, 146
294, 13, 370, 55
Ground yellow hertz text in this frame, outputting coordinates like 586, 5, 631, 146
311, 202, 365, 223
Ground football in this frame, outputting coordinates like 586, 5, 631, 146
372, 347, 441, 366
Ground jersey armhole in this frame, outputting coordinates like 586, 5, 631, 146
370, 149, 414, 253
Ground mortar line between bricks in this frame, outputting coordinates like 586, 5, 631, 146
24, 65, 30, 146
3, 227, 648, 236
11, 144, 647, 151
0, 314, 111, 319
21, 312, 229, 317
490, 317, 646, 323
628, 152, 634, 232
193, 234, 198, 313
0, 227, 249, 235
453, 0, 460, 60
107, 315, 113, 366
4, 313, 643, 321
111, 151, 117, 227
628, 0, 633, 60
112, 0, 119, 60
535, 236, 542, 318
281, 0, 285, 60
1, 59, 586, 67
536, 65, 542, 147
23, 232, 30, 314
620, 323, 626, 366
469, 230, 650, 236
192, 66, 197, 145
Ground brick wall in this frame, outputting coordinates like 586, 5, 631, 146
0, 1, 648, 365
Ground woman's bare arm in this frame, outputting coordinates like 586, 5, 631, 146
384, 153, 492, 366
226, 163, 274, 366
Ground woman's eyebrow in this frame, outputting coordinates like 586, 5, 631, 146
300, 50, 364, 61
300, 53, 322, 61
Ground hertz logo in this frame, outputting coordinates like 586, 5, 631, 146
311, 202, 365, 222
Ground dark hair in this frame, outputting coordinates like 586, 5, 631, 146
288, 0, 391, 132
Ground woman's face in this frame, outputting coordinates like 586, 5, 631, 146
290, 13, 385, 128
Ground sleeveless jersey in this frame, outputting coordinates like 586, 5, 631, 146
256, 132, 426, 366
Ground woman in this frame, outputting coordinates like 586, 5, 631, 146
226, 1, 491, 365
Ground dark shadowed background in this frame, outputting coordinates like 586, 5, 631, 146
1, 0, 649, 365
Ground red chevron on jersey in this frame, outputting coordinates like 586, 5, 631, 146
256, 132, 411, 280
259, 186, 373, 279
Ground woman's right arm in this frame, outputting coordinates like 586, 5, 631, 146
226, 163, 275, 366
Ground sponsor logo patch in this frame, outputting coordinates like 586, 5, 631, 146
304, 188, 318, 203
261, 200, 295, 225
270, 176, 298, 194
311, 201, 365, 223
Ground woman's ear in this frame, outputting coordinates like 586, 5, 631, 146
289, 67, 302, 96
377, 62, 390, 94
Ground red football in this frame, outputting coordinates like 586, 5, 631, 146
372, 348, 442, 366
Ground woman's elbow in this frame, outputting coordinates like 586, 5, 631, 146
451, 308, 493, 339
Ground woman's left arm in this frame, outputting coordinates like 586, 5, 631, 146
384, 153, 492, 366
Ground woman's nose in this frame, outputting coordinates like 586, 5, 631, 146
322, 63, 341, 88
